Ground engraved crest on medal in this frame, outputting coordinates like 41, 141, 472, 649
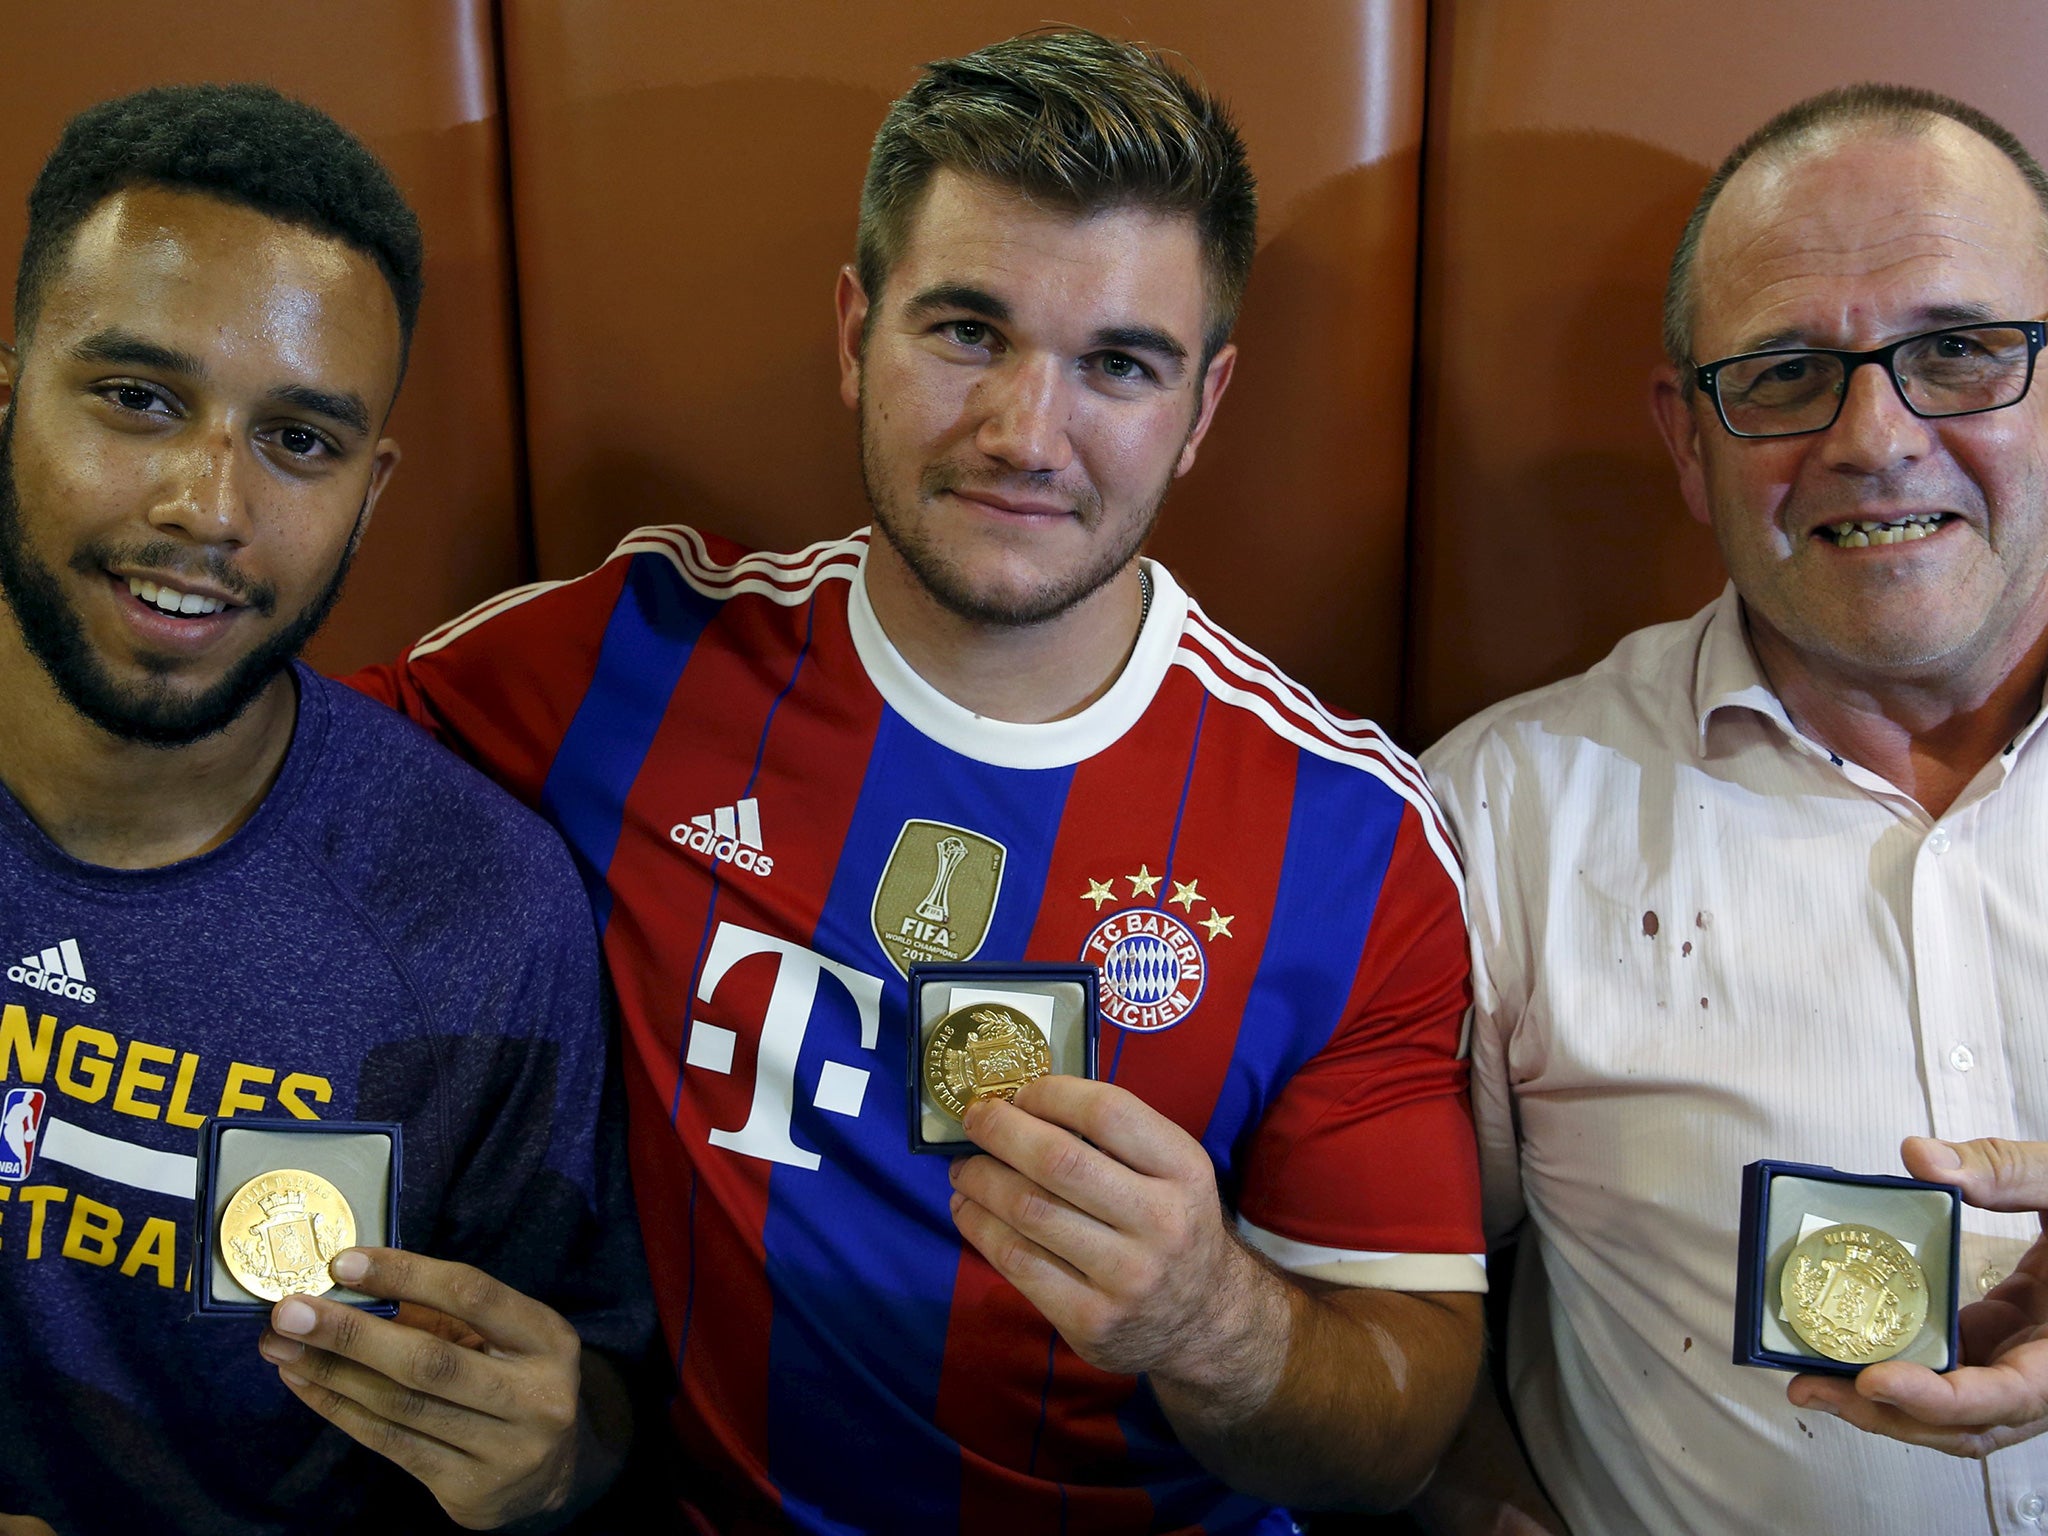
221, 1169, 356, 1302
1781, 1223, 1930, 1364
922, 1002, 1052, 1119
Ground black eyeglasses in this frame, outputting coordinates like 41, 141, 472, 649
1693, 321, 2048, 438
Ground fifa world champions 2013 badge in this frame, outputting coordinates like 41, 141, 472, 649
871, 819, 1008, 977
0, 1087, 49, 1182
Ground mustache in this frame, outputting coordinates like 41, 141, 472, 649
69, 539, 279, 617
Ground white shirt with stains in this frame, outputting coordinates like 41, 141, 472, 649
1425, 582, 2048, 1536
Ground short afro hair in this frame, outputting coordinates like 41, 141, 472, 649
17, 83, 423, 369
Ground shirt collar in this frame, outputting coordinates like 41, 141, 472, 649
1692, 582, 1795, 753
1690, 579, 2048, 774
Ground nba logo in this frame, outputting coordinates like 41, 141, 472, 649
0, 1087, 47, 1183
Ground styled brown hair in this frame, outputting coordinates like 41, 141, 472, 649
856, 28, 1257, 362
1664, 82, 2048, 371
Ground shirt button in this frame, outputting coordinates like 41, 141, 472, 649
1927, 827, 1952, 854
2017, 1491, 2043, 1522
1983, 1265, 2007, 1294
1950, 1044, 1976, 1072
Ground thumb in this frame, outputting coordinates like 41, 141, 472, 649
1903, 1135, 2048, 1212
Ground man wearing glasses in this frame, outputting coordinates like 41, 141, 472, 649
1417, 85, 2048, 1534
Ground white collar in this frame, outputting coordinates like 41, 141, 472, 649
846, 539, 1186, 770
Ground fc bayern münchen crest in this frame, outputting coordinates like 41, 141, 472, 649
1082, 908, 1205, 1031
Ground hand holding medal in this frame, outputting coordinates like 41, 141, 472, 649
1788, 1136, 2048, 1458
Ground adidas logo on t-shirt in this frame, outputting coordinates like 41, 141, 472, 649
8, 938, 97, 1004
668, 797, 774, 877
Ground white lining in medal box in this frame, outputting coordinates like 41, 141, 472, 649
915, 981, 1088, 1148
1760, 1173, 1956, 1369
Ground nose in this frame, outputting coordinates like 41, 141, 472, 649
148, 427, 254, 546
1822, 357, 1935, 473
972, 353, 1075, 474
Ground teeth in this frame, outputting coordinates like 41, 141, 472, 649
126, 576, 226, 616
1824, 514, 1945, 546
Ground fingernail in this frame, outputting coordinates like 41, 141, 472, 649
1805, 1400, 1836, 1416
330, 1250, 369, 1284
948, 1191, 965, 1215
280, 1368, 307, 1388
1923, 1140, 1964, 1171
274, 1298, 317, 1336
259, 1333, 304, 1364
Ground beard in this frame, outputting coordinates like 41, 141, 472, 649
0, 408, 365, 748
857, 380, 1176, 628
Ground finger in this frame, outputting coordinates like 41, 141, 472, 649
1853, 1345, 2048, 1428
266, 1292, 517, 1421
394, 1299, 489, 1350
265, 1336, 498, 1452
949, 1151, 1130, 1278
961, 1095, 1152, 1228
950, 1188, 1092, 1305
1007, 1075, 1200, 1181
275, 1359, 480, 1486
1958, 1297, 2039, 1365
327, 1248, 575, 1358
0, 1517, 60, 1536
1787, 1371, 2005, 1457
1903, 1136, 2048, 1213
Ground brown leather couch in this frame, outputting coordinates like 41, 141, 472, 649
10, 2, 2046, 745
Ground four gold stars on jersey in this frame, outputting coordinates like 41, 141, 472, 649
1080, 865, 1234, 940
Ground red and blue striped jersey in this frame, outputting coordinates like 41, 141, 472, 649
352, 526, 1483, 1534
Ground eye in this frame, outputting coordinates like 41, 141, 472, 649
1093, 352, 1157, 385
97, 381, 174, 416
940, 320, 993, 348
272, 423, 338, 461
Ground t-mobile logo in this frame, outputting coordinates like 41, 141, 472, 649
684, 921, 884, 1170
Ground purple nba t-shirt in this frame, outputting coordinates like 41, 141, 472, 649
0, 665, 650, 1534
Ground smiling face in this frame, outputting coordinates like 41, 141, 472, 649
837, 170, 1234, 628
0, 185, 401, 744
1655, 120, 2048, 689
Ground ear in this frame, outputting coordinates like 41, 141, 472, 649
1174, 342, 1238, 477
835, 265, 870, 412
1650, 362, 1714, 527
356, 438, 403, 540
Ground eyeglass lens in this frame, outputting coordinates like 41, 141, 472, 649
1715, 325, 2035, 435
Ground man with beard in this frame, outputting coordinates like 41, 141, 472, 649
357, 29, 1485, 1533
0, 86, 648, 1535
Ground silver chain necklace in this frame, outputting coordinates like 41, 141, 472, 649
1138, 564, 1153, 631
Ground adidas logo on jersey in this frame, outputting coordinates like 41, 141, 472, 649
670, 798, 775, 877
8, 938, 97, 1004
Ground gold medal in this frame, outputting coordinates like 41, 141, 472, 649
1780, 1222, 1930, 1364
922, 1002, 1052, 1120
219, 1169, 356, 1302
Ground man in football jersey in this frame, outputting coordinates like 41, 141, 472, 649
358, 29, 1485, 1531
1419, 85, 2048, 1535
0, 86, 648, 1533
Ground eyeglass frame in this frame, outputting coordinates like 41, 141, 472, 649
1691, 319, 2048, 439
